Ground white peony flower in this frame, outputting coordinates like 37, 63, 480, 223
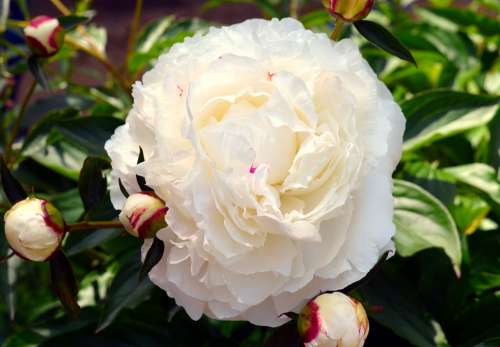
105, 18, 405, 327
298, 292, 369, 347
4, 198, 65, 262
119, 192, 168, 239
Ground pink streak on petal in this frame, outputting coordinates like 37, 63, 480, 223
128, 208, 147, 229
41, 200, 65, 235
137, 207, 168, 239
48, 25, 61, 50
177, 85, 184, 97
30, 16, 54, 28
249, 165, 257, 174
303, 300, 321, 343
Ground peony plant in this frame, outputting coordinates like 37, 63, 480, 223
0, 0, 498, 346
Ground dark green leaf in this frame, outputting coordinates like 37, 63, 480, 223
354, 20, 416, 65
57, 15, 88, 31
139, 236, 164, 282
78, 157, 110, 214
449, 292, 500, 346
136, 147, 153, 192
55, 116, 123, 157
21, 108, 79, 152
27, 55, 49, 90
118, 178, 130, 198
97, 250, 155, 332
0, 156, 27, 204
65, 228, 122, 256
263, 321, 300, 347
358, 267, 450, 347
49, 250, 80, 318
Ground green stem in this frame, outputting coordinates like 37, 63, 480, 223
125, 0, 144, 76
4, 79, 36, 165
66, 221, 123, 232
289, 0, 300, 18
330, 20, 345, 41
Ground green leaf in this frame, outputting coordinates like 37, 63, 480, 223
402, 91, 500, 152
443, 164, 500, 215
26, 137, 87, 181
136, 147, 153, 192
27, 55, 49, 90
97, 250, 155, 332
263, 321, 300, 347
0, 156, 27, 204
65, 228, 122, 256
118, 178, 130, 198
78, 157, 110, 214
49, 250, 80, 318
55, 116, 123, 157
358, 267, 450, 347
449, 292, 500, 346
421, 7, 500, 37
49, 189, 84, 223
139, 236, 164, 282
57, 15, 88, 31
22, 108, 79, 152
393, 180, 462, 275
354, 20, 416, 65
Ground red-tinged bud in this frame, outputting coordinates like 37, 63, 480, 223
119, 192, 168, 239
4, 198, 65, 262
322, 0, 374, 22
24, 16, 64, 57
298, 292, 369, 347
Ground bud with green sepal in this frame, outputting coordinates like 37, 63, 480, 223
298, 292, 369, 347
119, 192, 168, 239
24, 16, 64, 57
322, 0, 374, 22
4, 197, 65, 262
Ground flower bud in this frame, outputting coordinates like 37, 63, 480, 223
24, 16, 64, 57
4, 198, 65, 262
119, 193, 168, 239
298, 292, 369, 347
322, 0, 374, 22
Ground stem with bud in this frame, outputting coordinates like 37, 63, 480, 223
330, 20, 345, 41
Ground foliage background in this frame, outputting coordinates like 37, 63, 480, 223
0, 0, 499, 346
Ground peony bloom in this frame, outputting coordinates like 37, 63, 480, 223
24, 16, 64, 57
105, 18, 404, 326
298, 292, 369, 347
322, 0, 375, 22
119, 192, 168, 239
4, 198, 65, 262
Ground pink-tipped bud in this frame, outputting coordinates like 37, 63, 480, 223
119, 193, 168, 239
322, 0, 374, 22
4, 198, 65, 262
24, 16, 64, 57
298, 292, 369, 347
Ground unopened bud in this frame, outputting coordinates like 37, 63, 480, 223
322, 0, 374, 22
119, 193, 168, 239
298, 292, 369, 347
4, 198, 65, 262
24, 16, 64, 57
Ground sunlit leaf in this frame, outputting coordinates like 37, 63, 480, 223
393, 180, 462, 275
